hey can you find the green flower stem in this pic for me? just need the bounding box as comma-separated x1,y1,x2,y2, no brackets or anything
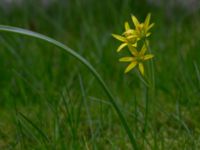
143,85,149,148
141,38,152,147
0,25,138,149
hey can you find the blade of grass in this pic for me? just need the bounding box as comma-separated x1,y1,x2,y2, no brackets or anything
61,88,80,149
18,112,50,144
0,25,138,149
194,61,200,88
79,75,94,140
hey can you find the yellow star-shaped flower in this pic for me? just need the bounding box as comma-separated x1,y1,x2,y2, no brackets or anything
119,44,154,76
112,22,138,52
131,13,154,39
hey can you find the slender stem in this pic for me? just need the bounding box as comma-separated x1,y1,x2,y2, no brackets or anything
143,85,149,147
0,25,138,149
141,38,152,147
79,75,94,140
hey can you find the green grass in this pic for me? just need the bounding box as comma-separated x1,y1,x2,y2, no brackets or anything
1,0,200,149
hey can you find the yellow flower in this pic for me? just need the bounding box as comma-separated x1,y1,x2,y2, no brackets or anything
112,22,138,52
119,44,154,76
131,13,154,39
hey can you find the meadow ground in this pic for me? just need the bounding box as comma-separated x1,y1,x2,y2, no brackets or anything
0,0,200,149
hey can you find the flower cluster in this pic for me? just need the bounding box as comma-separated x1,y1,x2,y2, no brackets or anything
112,13,154,76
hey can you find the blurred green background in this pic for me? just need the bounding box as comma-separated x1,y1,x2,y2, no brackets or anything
0,0,200,149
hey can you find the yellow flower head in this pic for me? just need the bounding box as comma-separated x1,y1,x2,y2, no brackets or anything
112,22,138,52
131,13,154,39
112,13,154,76
119,44,154,76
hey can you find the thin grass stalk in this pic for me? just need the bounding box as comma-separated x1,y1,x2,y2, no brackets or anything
79,75,94,140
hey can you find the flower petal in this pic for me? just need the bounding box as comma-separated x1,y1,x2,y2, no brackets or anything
117,43,127,52
126,34,137,39
112,34,126,42
143,54,154,60
132,42,137,47
146,32,151,37
131,15,140,27
139,44,148,55
123,29,137,37
144,13,151,29
125,61,137,73
119,57,134,62
128,45,138,56
138,63,144,76
147,23,154,31
124,22,130,31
